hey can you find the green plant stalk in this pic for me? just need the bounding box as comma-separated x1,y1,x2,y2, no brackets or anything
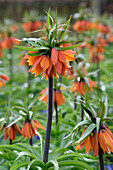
43,77,53,163
9,48,13,80
97,55,100,87
27,66,31,88
74,95,77,110
99,145,105,170
81,97,84,121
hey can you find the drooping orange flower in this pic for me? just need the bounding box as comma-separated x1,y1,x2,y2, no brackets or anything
0,42,3,58
2,36,20,49
22,21,42,33
0,74,9,89
86,37,107,63
70,79,97,95
0,123,22,140
97,24,111,34
25,48,77,79
39,88,65,106
22,120,46,139
75,125,113,156
11,24,18,32
73,20,95,33
69,63,97,95
108,33,113,43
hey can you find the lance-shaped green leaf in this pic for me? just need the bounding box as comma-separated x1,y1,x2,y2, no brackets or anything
49,148,68,160
46,160,59,170
35,129,43,160
22,38,47,46
63,120,91,139
28,51,47,56
96,117,101,136
81,104,95,121
76,90,97,117
56,40,81,46
55,42,83,50
6,116,22,128
10,162,29,170
75,123,96,144
58,16,71,41
15,46,50,51
103,118,113,123
104,95,108,118
98,101,105,120
59,160,93,170
27,159,45,170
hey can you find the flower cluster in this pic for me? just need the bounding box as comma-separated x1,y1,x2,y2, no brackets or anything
0,123,22,140
39,88,65,106
22,21,42,33
69,63,97,95
25,49,77,79
22,120,46,139
75,124,113,156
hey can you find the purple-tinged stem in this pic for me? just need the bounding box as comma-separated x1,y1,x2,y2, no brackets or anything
10,139,12,145
29,138,33,146
55,101,58,126
74,95,77,110
99,145,105,170
43,77,53,163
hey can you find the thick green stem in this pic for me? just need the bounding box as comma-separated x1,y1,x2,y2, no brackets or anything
43,77,53,163
99,145,105,170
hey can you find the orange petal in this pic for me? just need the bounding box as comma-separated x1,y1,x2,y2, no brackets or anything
105,126,113,140
0,75,9,81
40,56,50,71
70,82,78,93
24,123,28,138
103,130,113,152
62,50,75,61
40,88,48,94
22,123,25,137
34,120,46,130
14,124,22,134
99,131,109,153
4,127,9,140
54,60,62,74
75,145,80,150
85,136,92,154
55,91,65,106
91,132,99,156
51,48,58,65
58,51,66,65
28,55,44,72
